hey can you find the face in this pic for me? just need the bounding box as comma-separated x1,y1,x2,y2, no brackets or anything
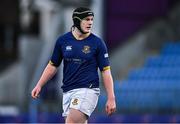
80,16,94,34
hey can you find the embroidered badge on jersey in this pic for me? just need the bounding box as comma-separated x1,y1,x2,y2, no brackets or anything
66,46,72,51
72,98,79,105
82,45,91,54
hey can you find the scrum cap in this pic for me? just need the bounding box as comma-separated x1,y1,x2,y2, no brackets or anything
72,7,94,34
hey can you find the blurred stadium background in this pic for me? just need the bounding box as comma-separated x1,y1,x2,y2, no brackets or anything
1,0,180,123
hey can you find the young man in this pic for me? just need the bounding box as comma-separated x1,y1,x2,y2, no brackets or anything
31,7,116,123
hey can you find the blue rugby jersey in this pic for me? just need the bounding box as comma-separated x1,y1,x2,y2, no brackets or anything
50,32,110,92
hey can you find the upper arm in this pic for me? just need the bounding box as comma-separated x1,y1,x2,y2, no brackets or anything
102,68,111,77
96,40,110,71
47,63,58,72
50,39,63,67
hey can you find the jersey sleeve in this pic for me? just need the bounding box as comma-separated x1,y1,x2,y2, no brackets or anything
96,39,110,71
49,38,63,67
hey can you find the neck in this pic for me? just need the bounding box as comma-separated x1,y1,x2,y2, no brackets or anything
72,27,90,40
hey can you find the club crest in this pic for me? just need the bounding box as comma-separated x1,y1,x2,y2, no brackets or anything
82,45,91,54
72,98,78,105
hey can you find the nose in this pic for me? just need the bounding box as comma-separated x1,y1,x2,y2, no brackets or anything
89,20,93,25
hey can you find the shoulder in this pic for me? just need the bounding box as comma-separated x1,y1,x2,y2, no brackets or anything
56,32,71,44
57,32,71,41
90,33,101,41
90,33,107,48
90,33,105,45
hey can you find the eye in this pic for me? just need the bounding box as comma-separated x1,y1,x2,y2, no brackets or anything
83,17,93,21
86,18,90,21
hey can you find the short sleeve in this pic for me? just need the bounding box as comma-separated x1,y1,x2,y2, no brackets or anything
49,39,63,67
96,40,110,71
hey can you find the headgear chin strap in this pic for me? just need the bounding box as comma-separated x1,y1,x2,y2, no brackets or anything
72,7,94,34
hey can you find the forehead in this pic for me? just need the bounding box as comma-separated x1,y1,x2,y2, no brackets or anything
83,16,94,20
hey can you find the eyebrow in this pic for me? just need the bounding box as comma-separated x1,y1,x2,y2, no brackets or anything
84,16,94,19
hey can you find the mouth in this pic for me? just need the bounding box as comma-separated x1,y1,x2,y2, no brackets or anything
86,27,91,30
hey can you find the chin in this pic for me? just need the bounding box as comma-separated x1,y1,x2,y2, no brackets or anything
85,30,91,33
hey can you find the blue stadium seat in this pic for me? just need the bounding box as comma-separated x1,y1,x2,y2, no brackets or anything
114,42,180,113
128,67,180,80
161,42,180,55
145,55,180,67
